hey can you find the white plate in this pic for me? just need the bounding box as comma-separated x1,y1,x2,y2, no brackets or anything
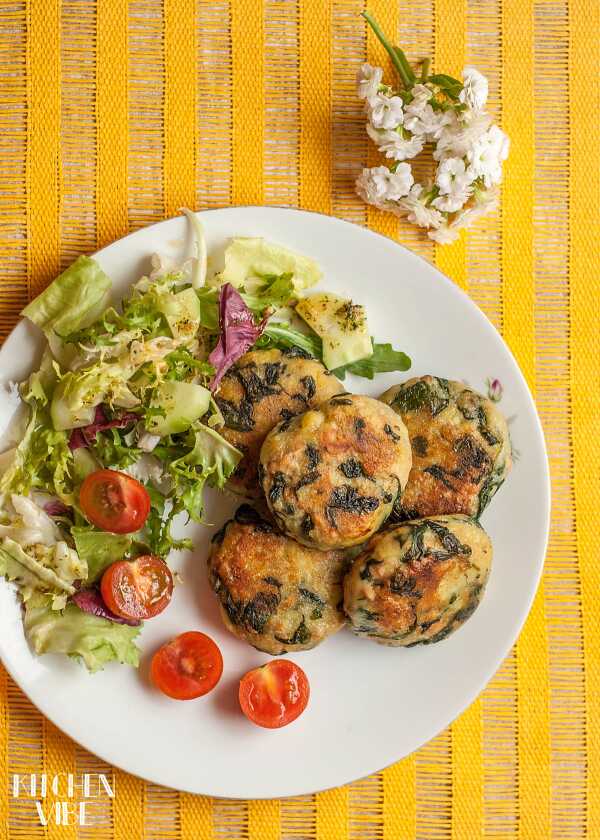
0,207,550,799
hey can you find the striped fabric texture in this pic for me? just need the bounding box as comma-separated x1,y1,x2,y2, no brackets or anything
0,0,597,836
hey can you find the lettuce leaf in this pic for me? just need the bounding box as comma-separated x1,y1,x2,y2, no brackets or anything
169,425,242,521
21,256,111,339
0,404,74,503
0,536,85,610
71,527,131,583
240,274,296,315
333,340,411,380
23,594,141,672
214,238,322,292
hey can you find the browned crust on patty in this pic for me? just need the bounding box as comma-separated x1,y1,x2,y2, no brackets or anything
259,394,412,550
208,505,346,654
343,514,492,646
380,376,512,519
215,348,342,498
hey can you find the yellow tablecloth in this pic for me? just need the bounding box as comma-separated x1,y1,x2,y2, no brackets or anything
0,0,598,836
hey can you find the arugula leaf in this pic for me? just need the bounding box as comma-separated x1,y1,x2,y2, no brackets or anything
333,340,411,380
260,323,323,358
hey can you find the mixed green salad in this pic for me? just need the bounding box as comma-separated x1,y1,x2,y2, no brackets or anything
0,215,410,672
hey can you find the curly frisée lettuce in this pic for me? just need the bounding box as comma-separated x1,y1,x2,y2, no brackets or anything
167,425,242,522
0,404,74,503
24,594,141,672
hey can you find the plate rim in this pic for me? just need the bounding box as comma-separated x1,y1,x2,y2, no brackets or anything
0,206,551,799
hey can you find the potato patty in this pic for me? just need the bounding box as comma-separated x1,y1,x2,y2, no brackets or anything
259,394,412,550
380,376,512,519
344,514,491,646
215,347,342,498
208,505,346,655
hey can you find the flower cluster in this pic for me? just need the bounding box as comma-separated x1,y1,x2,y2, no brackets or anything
355,14,509,244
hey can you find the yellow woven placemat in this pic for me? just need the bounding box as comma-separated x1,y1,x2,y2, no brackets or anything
0,0,597,836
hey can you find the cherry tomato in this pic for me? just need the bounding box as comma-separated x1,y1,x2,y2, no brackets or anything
239,660,310,729
151,632,224,700
80,469,150,534
100,555,173,621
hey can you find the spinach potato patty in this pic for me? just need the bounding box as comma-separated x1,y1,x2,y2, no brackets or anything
259,394,412,550
380,376,512,519
344,514,491,646
208,505,347,655
215,348,342,498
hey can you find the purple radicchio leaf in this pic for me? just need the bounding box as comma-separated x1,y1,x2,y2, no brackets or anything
72,588,141,627
208,283,268,391
68,405,138,451
43,499,72,517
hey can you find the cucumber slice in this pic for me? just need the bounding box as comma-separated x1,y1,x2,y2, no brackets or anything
146,381,210,436
296,293,373,370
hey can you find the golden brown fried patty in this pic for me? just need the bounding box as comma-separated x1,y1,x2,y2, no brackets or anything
259,394,412,550
208,505,347,655
344,514,491,646
380,376,512,519
215,348,342,498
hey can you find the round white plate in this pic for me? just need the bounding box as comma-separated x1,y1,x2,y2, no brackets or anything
0,207,550,799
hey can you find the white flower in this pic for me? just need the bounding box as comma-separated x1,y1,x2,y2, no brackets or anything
452,186,499,229
357,64,383,100
432,188,471,213
355,164,414,208
466,125,509,187
367,93,404,130
397,184,443,229
409,83,433,107
434,112,491,159
404,100,453,141
366,124,424,160
435,157,472,193
459,67,488,111
428,224,460,244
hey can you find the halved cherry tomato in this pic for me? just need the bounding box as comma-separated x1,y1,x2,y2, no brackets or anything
80,469,150,534
239,660,310,729
101,555,173,620
151,632,223,700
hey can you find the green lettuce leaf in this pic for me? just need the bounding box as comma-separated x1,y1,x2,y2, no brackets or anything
333,340,412,380
169,425,242,521
71,527,131,583
241,274,296,315
21,256,112,339
0,405,73,502
213,238,322,292
24,594,141,673
144,489,192,557
20,349,58,407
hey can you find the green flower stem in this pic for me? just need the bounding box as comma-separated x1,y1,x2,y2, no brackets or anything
362,11,412,89
420,57,430,81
